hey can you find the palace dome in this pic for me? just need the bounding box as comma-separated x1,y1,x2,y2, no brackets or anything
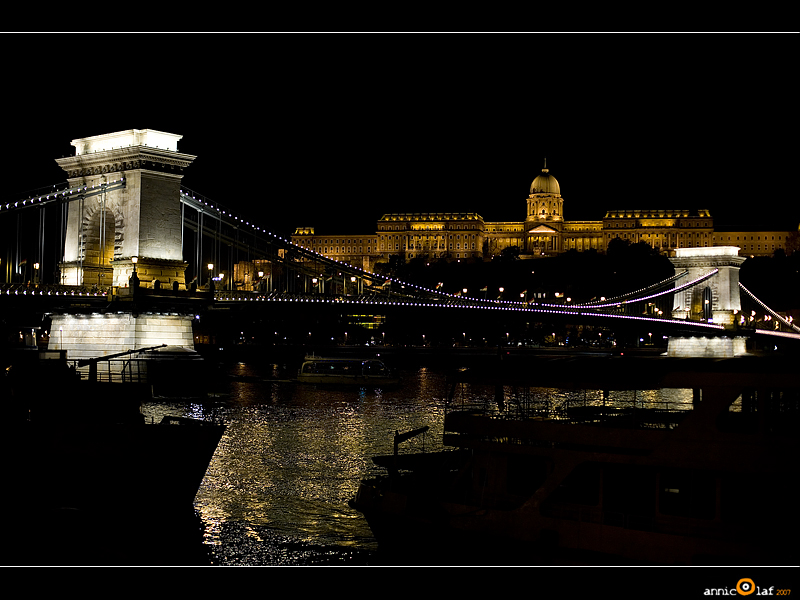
530,165,560,195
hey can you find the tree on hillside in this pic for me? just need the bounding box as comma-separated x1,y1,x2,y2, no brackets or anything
497,245,521,262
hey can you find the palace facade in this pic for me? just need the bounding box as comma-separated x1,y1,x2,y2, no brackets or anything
292,163,797,273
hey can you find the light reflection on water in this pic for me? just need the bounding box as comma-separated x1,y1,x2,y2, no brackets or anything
142,361,448,565
141,361,694,566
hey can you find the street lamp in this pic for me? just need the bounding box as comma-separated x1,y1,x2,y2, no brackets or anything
130,256,139,289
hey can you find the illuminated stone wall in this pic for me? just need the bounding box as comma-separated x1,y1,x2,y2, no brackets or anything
561,221,604,252
603,209,714,252
49,313,194,362
483,222,525,255
292,228,379,271
666,336,748,358
376,213,485,261
713,229,796,257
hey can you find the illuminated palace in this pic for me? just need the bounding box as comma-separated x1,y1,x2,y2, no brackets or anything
292,163,796,273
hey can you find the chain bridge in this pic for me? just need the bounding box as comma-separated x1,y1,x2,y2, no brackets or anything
2,129,798,361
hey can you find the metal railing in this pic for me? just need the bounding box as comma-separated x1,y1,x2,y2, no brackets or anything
67,358,149,383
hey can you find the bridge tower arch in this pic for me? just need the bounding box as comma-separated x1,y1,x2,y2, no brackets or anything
75,199,124,286
56,129,196,289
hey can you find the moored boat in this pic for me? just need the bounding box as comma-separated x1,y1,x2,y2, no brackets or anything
3,350,225,524
2,349,226,564
297,355,400,386
349,355,799,566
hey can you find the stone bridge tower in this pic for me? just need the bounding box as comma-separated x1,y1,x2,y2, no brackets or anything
49,130,198,361
56,129,196,289
667,246,747,357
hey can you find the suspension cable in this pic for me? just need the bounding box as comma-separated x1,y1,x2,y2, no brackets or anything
739,282,800,333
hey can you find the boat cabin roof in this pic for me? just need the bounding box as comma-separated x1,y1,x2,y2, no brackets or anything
302,357,383,363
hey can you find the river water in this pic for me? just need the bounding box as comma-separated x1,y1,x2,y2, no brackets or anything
141,356,450,565
140,352,694,566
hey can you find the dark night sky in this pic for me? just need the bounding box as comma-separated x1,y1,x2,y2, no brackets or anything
3,34,797,238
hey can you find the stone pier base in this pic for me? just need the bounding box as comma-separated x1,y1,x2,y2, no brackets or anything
48,313,195,362
667,336,748,358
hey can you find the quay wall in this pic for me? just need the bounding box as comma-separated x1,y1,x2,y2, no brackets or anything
666,335,748,358
48,313,194,361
